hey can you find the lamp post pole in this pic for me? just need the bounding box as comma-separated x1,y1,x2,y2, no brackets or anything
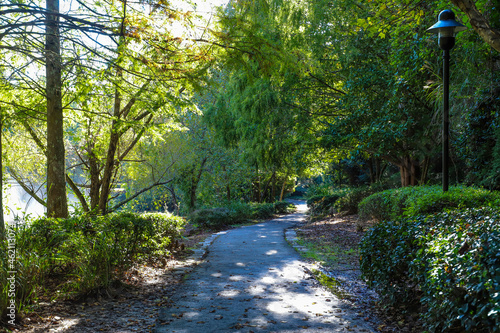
427,9,466,192
443,49,450,191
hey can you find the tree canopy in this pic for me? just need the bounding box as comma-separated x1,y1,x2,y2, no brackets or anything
1,0,499,224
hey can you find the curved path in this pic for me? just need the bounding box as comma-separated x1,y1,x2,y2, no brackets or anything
155,201,375,332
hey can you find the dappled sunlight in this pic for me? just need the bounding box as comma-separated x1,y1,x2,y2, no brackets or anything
156,205,371,332
229,275,244,282
218,289,240,297
183,311,201,319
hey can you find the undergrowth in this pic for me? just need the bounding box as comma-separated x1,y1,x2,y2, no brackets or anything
0,212,185,326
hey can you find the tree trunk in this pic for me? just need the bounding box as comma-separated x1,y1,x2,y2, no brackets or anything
46,0,68,218
279,175,288,201
399,156,421,187
98,88,121,214
187,157,208,212
261,171,275,202
272,172,276,201
0,113,4,235
451,0,500,53
167,186,179,215
222,165,231,201
88,147,101,212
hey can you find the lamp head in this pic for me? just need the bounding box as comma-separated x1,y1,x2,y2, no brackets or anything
427,10,467,50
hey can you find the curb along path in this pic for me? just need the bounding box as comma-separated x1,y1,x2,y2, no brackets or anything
156,202,376,332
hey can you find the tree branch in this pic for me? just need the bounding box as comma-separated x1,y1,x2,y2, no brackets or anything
451,0,500,53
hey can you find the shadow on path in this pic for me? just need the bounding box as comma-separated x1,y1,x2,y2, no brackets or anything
155,202,375,332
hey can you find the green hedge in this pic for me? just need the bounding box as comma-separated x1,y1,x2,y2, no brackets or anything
360,208,500,332
0,212,185,324
188,201,296,230
358,185,500,221
306,184,389,218
334,184,388,214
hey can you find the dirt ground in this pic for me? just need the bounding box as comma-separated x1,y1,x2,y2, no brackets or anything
1,228,215,333
295,214,422,333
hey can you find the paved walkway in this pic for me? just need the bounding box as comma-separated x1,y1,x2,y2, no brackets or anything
155,202,375,332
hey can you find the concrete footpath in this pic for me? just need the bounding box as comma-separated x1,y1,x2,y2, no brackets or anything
155,202,375,332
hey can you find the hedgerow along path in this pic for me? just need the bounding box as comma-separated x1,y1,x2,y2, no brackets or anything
155,201,376,332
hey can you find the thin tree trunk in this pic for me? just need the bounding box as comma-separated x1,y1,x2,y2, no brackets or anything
272,173,276,201
279,174,288,201
98,87,121,214
166,186,179,215
0,113,4,235
46,0,68,218
399,156,421,187
222,165,231,201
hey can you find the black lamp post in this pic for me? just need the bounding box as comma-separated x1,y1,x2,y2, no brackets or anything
427,10,466,192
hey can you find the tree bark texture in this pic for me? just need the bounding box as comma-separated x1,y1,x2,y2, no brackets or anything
98,87,121,214
399,156,421,187
0,114,4,235
46,0,68,218
451,0,500,53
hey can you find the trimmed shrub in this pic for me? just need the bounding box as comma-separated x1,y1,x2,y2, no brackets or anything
273,201,296,214
250,202,275,219
360,208,500,332
188,201,297,230
334,183,389,215
359,185,500,221
188,207,234,230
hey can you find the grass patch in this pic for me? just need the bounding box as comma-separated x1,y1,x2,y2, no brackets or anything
311,269,351,300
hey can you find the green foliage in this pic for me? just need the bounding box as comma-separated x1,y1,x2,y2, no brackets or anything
188,207,236,230
273,201,296,214
124,186,172,212
304,180,336,197
250,202,276,219
306,193,345,217
305,184,388,218
360,208,500,332
359,185,500,221
334,184,388,215
0,212,185,322
188,200,296,230
459,85,500,190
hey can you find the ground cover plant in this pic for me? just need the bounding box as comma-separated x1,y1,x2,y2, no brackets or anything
360,207,500,332
0,212,186,325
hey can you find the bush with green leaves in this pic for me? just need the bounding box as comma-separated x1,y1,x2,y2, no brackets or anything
188,201,296,230
250,202,275,219
188,207,235,230
273,201,296,214
360,208,500,332
333,183,388,215
358,185,500,221
306,193,345,217
0,212,185,324
305,184,388,218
